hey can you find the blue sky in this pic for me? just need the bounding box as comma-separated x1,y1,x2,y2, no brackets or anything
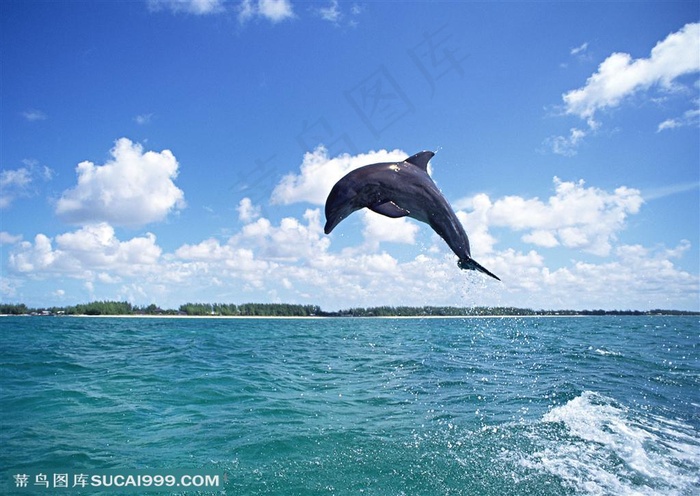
1,0,698,311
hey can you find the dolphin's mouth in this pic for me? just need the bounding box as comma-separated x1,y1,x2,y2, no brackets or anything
324,214,342,234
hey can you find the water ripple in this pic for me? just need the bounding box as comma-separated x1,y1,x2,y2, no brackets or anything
1,316,697,495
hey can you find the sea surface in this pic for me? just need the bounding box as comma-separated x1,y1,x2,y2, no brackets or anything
1,316,698,495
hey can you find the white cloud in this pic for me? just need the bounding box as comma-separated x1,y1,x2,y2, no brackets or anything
148,0,295,23
318,0,340,23
237,0,255,21
55,138,185,227
570,42,589,56
642,181,700,201
237,197,261,223
134,113,154,125
6,212,697,311
457,177,643,256
177,208,329,266
657,106,700,132
4,141,696,311
536,241,698,309
1,277,19,298
522,230,559,248
174,238,275,292
97,273,121,284
1,168,32,190
9,223,162,278
234,208,330,261
1,160,55,209
238,0,294,24
174,241,272,289
259,0,293,22
563,22,700,124
544,127,587,156
361,210,419,247
549,23,700,154
455,203,497,256
175,238,237,261
271,145,408,205
21,109,47,122
0,232,22,245
148,0,224,15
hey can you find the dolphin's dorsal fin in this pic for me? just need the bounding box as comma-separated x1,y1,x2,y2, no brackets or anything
370,200,410,218
405,151,435,171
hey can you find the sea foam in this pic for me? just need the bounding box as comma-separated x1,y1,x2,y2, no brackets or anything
523,391,700,495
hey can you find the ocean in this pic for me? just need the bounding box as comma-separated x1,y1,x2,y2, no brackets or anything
1,316,698,495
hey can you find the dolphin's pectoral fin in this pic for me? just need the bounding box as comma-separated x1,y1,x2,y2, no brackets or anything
370,201,410,218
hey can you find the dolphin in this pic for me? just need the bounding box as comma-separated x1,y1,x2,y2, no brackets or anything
324,151,500,281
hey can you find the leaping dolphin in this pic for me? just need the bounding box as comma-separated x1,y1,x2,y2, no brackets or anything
324,151,500,281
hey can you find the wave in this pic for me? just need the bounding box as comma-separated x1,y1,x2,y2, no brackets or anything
591,347,623,357
521,391,700,495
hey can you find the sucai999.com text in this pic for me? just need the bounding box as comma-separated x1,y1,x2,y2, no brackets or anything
12,470,223,493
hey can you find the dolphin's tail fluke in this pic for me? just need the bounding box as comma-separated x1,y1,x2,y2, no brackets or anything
458,258,501,281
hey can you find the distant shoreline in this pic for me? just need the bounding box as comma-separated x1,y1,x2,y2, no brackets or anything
2,313,697,319
2,301,698,318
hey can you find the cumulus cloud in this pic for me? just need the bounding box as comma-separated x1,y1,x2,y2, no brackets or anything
456,177,643,256
55,138,185,227
5,141,696,310
455,204,497,257
361,211,419,247
535,241,697,309
173,211,328,292
271,145,408,205
176,207,329,266
234,208,330,261
175,240,272,289
238,0,294,23
237,197,261,223
9,223,162,278
6,212,697,310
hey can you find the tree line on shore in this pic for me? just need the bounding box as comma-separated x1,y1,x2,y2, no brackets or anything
1,301,698,317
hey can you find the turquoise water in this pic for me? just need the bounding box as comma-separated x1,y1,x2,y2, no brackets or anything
1,316,698,495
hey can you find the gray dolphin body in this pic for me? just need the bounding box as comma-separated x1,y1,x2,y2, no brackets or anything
324,151,500,281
